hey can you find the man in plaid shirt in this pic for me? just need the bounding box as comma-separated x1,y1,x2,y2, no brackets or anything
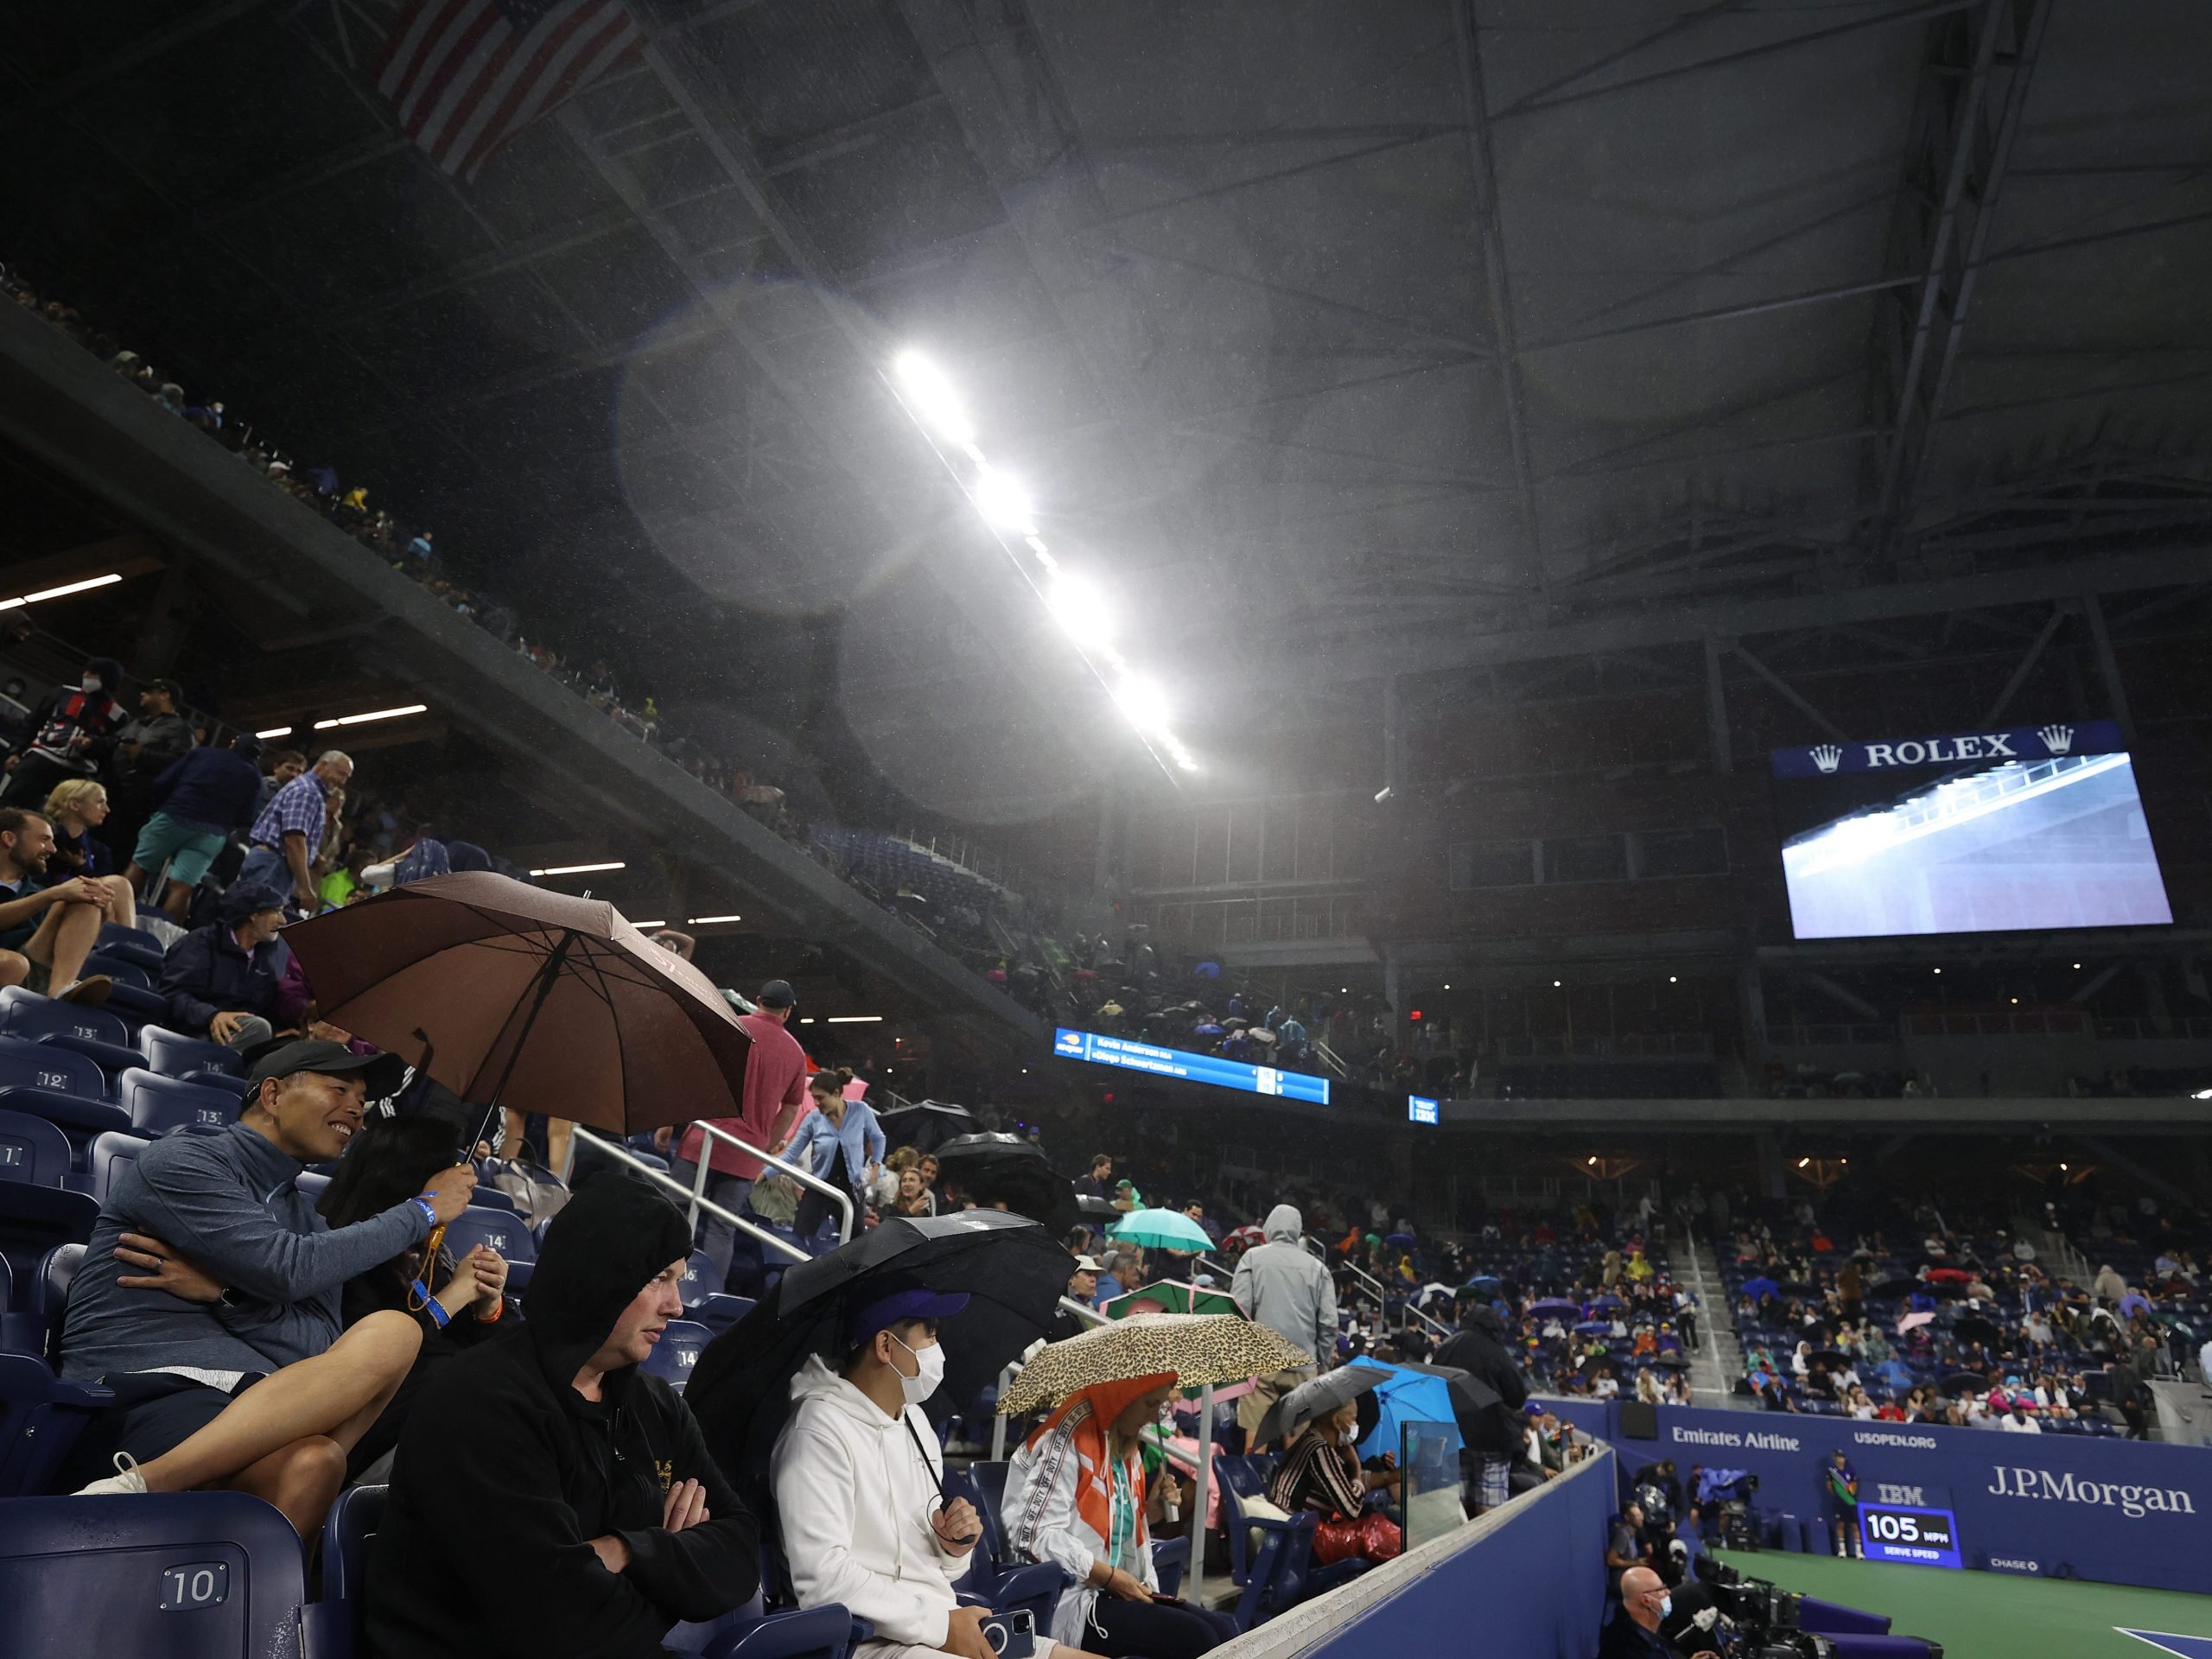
238,750,352,913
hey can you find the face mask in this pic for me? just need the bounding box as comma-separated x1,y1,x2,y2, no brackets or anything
1659,1596,1673,1620
81,677,101,693
888,1332,945,1405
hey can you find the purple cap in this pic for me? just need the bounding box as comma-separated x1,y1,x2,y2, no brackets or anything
852,1286,969,1345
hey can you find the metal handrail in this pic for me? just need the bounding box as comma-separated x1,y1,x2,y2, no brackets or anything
574,1128,809,1263
690,1121,855,1244
988,1296,1114,1459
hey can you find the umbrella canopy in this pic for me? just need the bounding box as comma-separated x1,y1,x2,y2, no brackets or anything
1587,1294,1626,1311
1653,1353,1692,1370
1528,1297,1580,1316
1111,1208,1213,1253
999,1314,1309,1415
1463,1275,1503,1294
1251,1366,1390,1447
1102,1282,1243,1320
283,871,748,1137
1224,1224,1266,1250
1344,1357,1465,1460
688,1210,1071,1487
1896,1311,1936,1333
1951,1315,2003,1348
1870,1277,1923,1300
874,1100,980,1153
1077,1195,1123,1221
1941,1371,1989,1396
1384,1232,1418,1251
931,1133,1077,1237
1740,1276,1781,1301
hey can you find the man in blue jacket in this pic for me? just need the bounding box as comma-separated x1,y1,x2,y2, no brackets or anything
125,732,266,922
56,1039,477,1536
157,883,286,1047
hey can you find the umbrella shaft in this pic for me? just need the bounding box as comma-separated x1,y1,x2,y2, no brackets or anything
468,929,578,1152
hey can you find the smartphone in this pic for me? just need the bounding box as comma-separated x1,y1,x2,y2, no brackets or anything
979,1608,1036,1657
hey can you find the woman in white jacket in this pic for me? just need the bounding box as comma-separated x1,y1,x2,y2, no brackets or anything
1002,1372,1235,1659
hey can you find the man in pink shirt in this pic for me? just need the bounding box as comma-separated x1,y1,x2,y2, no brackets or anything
656,978,810,1288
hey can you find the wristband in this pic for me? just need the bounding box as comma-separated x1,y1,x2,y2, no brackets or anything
411,1195,439,1228
474,1295,505,1324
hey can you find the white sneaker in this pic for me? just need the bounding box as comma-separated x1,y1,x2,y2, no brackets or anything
75,1452,147,1495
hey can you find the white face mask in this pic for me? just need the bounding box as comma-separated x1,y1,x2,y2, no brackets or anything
81,677,101,693
887,1332,945,1405
1658,1595,1672,1620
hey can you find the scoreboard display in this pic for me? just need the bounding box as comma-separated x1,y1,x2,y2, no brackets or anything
1858,1503,1962,1569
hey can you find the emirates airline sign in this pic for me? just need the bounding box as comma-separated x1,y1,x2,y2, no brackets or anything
1770,720,2124,779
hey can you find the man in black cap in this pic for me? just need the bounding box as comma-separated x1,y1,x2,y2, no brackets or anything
105,674,194,857
366,1174,760,1658
55,1039,477,1536
660,978,810,1290
156,881,288,1047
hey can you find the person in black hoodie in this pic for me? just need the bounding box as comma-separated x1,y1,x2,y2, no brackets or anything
365,1173,760,1658
1433,1301,1530,1516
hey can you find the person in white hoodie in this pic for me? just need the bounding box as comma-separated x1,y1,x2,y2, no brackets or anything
772,1286,1102,1659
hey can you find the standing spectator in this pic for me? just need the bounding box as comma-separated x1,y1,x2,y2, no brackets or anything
1230,1205,1338,1438
0,656,130,810
105,676,194,856
240,749,352,913
658,979,808,1291
257,749,307,814
1078,1154,1115,1198
787,1067,884,1242
1433,1300,1530,1516
0,806,113,1004
158,885,288,1050
126,733,265,921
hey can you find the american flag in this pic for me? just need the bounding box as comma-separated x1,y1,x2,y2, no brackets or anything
374,0,643,181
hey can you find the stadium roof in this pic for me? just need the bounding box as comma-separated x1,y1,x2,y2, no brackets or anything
7,0,2210,806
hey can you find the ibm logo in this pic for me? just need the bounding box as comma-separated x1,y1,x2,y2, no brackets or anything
1810,744,1843,773
1875,1483,1925,1506
2036,724,2075,754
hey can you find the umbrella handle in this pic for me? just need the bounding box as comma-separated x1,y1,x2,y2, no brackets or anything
407,1218,454,1328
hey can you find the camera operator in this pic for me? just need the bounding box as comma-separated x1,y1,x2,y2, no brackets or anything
1603,1567,1719,1659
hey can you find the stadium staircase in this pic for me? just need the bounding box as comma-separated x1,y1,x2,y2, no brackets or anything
1678,1226,1749,1408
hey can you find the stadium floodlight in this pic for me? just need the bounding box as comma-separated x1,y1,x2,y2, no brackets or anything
970,465,1035,533
2196,1089,2212,1100
0,572,124,610
255,726,295,740
1044,571,1116,651
892,350,976,447
1112,673,1173,734
826,1015,883,1024
687,913,744,925
530,861,626,876
313,703,429,728
631,920,666,930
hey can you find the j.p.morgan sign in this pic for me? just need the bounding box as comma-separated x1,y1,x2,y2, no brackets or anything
1770,720,2123,779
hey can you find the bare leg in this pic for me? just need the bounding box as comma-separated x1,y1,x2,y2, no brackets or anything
499,1108,524,1160
226,1435,346,1540
126,1312,421,1495
546,1118,573,1179
0,950,25,990
160,880,193,923
24,900,104,989
98,874,136,930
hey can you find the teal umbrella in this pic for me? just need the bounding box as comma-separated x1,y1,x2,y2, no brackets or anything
1110,1207,1214,1252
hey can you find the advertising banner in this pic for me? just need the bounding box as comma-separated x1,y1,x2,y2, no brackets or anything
1769,720,2124,779
1051,1027,1332,1104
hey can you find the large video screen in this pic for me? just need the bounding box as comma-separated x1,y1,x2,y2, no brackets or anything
1052,1028,1331,1104
1770,721,2171,939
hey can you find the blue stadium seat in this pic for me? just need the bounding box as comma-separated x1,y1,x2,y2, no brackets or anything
0,988,144,1077
1215,1454,1357,1627
643,1319,709,1394
693,1293,756,1337
138,1026,245,1084
667,1595,854,1659
440,1205,537,1270
93,924,164,976
941,1465,1062,1630
0,1110,73,1192
0,1039,127,1174
0,1353,111,1497
302,1479,385,1659
85,1131,144,1209
0,1491,308,1656
118,1067,241,1137
680,1249,718,1309
80,953,151,991
22,1244,85,1366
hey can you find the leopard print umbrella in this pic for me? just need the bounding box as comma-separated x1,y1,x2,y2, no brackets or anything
999,1312,1313,1415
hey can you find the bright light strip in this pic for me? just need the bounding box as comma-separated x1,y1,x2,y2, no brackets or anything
631,920,666,930
0,572,124,610
1044,571,1116,652
969,465,1035,534
686,913,744,925
892,350,976,447
1111,673,1173,735
255,726,295,740
825,1014,883,1024
312,703,429,729
530,861,626,876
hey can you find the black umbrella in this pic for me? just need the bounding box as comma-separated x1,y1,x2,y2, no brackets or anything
1941,1371,1989,1397
932,1133,1077,1237
1400,1359,1502,1419
1952,1315,2002,1348
686,1211,1072,1491
1654,1352,1693,1370
875,1099,980,1153
1870,1277,1921,1300
1077,1195,1122,1221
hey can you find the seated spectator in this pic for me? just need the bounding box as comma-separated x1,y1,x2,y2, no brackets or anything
1268,1395,1402,1565
888,1166,933,1217
127,732,267,920
1605,1567,1719,1659
159,883,288,1048
775,1287,1025,1659
1005,1372,1228,1659
39,779,136,925
54,1041,474,1536
315,1115,512,1482
240,748,352,913
368,1174,758,1657
787,1065,884,1240
0,804,114,1003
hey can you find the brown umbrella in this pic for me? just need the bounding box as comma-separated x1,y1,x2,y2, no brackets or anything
282,871,750,1143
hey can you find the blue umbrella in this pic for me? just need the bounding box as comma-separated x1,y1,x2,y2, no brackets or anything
1742,1276,1780,1302
1463,1275,1502,1294
1345,1356,1463,1460
1573,1319,1611,1334
1528,1297,1580,1315
1586,1294,1624,1311
1385,1232,1419,1251
1193,961,1223,979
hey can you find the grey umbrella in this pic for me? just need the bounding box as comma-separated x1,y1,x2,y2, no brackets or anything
1252,1364,1390,1447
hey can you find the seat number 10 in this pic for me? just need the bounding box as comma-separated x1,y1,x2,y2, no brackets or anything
160,1562,229,1611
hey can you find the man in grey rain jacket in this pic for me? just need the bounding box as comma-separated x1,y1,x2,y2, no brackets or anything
1231,1204,1337,1437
